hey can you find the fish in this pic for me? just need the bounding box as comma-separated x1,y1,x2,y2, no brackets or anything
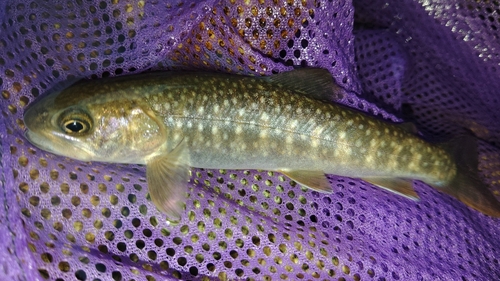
23,68,500,218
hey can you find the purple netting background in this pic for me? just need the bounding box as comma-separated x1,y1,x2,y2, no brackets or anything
1,0,500,280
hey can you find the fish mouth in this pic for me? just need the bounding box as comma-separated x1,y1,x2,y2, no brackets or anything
25,129,94,161
24,130,59,155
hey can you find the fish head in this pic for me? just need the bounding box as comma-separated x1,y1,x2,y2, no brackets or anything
24,83,166,164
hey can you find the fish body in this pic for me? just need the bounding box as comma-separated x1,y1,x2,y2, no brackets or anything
23,69,500,218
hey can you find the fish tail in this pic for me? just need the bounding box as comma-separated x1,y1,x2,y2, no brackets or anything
440,135,500,217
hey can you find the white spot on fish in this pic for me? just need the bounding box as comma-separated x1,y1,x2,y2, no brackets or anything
224,99,229,107
347,120,353,126
214,104,220,113
311,139,319,148
235,126,242,134
259,130,267,138
198,123,204,131
365,129,371,136
366,155,373,163
290,120,299,129
198,107,205,114
339,131,346,140
389,158,398,169
261,112,270,121
313,127,323,136
355,139,362,147
408,161,417,170
173,133,181,142
212,126,218,134
286,135,293,144
394,146,403,154
358,124,364,130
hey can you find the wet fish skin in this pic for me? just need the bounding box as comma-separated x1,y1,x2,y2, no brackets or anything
23,69,500,218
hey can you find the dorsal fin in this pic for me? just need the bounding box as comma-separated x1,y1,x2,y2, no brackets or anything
396,122,418,134
267,68,342,101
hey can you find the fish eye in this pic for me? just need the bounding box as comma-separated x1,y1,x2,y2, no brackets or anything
58,108,92,135
63,120,88,134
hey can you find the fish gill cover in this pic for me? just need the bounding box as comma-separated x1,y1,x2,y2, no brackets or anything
1,0,500,280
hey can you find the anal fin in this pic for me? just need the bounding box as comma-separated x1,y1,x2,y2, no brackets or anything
362,177,419,200
278,170,333,193
146,139,191,220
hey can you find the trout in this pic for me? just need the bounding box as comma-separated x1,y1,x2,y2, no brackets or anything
23,69,500,218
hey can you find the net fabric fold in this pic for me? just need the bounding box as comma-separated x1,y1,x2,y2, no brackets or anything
1,0,500,280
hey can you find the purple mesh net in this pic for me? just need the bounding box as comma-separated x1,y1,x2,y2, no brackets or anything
1,0,500,280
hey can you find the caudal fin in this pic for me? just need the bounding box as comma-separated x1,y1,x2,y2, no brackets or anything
440,135,500,217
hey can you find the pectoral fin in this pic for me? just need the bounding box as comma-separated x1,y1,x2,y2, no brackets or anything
362,177,419,200
279,170,333,193
146,140,191,219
